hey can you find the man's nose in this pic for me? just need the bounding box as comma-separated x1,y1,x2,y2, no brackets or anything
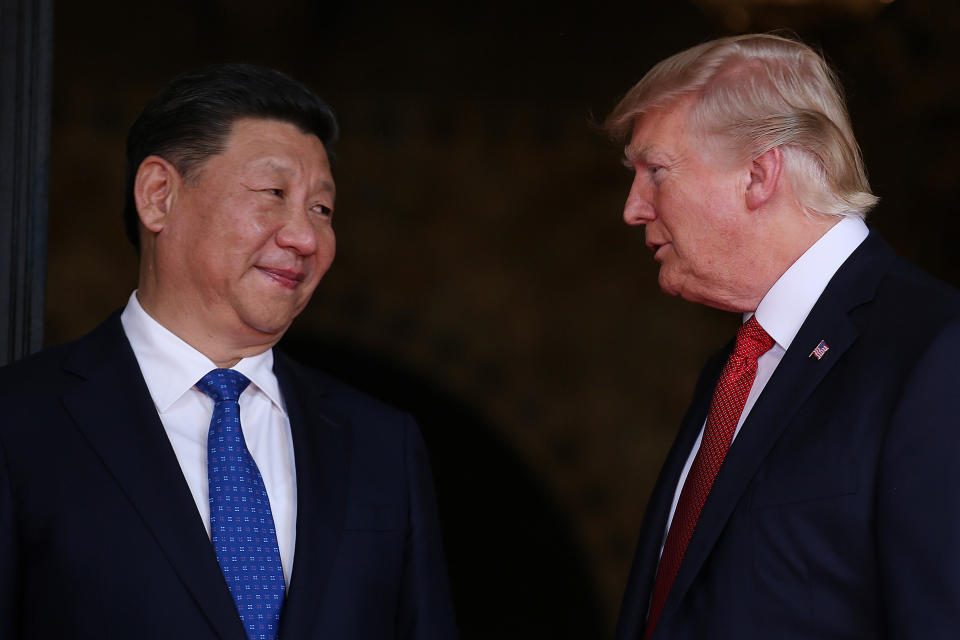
276,206,319,255
623,174,655,226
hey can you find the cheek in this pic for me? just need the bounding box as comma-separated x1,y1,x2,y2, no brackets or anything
681,187,739,245
312,227,337,273
193,207,257,253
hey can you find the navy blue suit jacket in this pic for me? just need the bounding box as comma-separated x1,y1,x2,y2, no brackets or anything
617,232,960,639
0,313,458,639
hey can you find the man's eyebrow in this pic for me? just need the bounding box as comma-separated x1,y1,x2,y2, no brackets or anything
317,179,336,198
259,158,295,175
621,143,649,169
622,144,677,167
623,143,646,162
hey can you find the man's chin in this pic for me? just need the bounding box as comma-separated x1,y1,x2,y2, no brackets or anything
658,274,719,309
657,271,682,298
240,291,311,333
238,309,299,343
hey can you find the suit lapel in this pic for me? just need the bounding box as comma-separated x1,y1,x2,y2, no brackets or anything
60,314,247,640
658,233,897,627
274,354,351,638
619,351,725,639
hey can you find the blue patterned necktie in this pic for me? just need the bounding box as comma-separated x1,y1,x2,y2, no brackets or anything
197,369,285,640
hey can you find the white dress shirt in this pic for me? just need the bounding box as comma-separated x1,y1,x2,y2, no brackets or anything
661,216,869,545
120,291,297,585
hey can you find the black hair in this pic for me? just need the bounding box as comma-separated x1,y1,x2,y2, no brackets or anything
123,63,338,252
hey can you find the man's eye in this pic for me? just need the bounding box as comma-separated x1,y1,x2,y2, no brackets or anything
312,204,332,217
265,188,284,198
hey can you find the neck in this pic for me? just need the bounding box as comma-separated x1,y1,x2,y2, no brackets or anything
134,287,279,369
743,209,840,311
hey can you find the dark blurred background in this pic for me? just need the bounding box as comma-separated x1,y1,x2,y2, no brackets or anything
46,0,959,636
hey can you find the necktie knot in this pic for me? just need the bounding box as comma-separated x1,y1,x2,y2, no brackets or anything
196,368,250,403
733,316,775,361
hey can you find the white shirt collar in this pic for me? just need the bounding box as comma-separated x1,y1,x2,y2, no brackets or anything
748,216,869,350
119,291,286,415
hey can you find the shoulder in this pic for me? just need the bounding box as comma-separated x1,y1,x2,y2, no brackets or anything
0,312,129,417
274,351,429,487
875,254,960,328
0,337,88,406
273,350,415,430
0,340,74,391
842,232,960,334
0,338,87,448
841,245,960,389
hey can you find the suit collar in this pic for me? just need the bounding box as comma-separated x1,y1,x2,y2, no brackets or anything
61,312,248,640
653,232,896,633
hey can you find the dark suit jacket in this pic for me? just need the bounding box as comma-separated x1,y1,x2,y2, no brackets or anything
617,232,960,639
0,313,458,639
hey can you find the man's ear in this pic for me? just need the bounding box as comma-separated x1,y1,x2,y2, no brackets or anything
745,146,783,211
134,156,180,233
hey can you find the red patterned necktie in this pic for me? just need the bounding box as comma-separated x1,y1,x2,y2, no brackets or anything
643,316,774,639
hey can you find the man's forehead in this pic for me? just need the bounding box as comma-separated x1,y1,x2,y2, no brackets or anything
226,120,335,189
623,100,713,164
225,117,325,153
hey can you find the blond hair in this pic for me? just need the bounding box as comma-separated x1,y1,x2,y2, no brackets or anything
604,33,878,219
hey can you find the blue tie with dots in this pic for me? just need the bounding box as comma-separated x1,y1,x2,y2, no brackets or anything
197,369,285,640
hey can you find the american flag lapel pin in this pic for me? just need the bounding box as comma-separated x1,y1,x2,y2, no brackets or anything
809,339,829,360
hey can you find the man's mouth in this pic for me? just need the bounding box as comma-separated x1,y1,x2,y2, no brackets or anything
257,266,306,289
647,241,669,261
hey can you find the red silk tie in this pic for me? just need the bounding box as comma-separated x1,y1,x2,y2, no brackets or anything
644,316,774,639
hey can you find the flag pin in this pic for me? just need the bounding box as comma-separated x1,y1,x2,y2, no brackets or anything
809,339,829,360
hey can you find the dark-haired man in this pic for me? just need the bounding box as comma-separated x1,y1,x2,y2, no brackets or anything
608,35,960,639
0,64,457,640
